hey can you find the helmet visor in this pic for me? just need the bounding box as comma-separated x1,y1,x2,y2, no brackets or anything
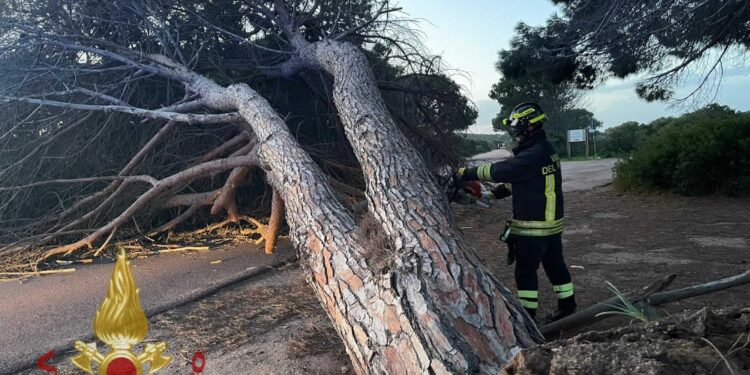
502,117,521,136
501,118,521,127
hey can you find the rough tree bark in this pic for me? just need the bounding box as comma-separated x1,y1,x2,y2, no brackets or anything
259,6,543,368
296,39,543,373
162,56,541,371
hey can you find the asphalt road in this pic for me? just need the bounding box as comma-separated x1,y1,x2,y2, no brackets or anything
0,243,296,374
561,158,617,192
0,158,616,374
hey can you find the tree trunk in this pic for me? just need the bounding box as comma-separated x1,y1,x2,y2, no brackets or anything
291,39,542,373
182,50,540,372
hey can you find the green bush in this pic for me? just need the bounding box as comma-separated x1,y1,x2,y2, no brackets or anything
599,121,649,156
613,106,750,196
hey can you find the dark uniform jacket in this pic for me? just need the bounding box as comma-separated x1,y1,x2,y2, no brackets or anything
465,130,564,236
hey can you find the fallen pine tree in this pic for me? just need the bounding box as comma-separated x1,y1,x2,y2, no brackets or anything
1,1,747,373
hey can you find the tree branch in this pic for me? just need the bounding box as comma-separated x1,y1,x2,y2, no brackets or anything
0,175,157,191
0,97,241,124
42,154,261,258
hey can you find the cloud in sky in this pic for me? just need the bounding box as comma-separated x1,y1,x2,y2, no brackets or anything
589,67,750,128
397,0,750,133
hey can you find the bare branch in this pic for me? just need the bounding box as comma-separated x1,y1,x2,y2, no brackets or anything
0,96,241,124
198,132,251,163
43,154,261,258
29,88,132,107
333,3,401,40
0,175,157,191
162,191,219,208
148,202,204,236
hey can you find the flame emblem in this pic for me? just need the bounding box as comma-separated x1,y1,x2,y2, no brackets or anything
71,248,171,374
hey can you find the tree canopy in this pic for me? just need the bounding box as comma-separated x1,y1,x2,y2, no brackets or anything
498,0,750,101
0,0,476,254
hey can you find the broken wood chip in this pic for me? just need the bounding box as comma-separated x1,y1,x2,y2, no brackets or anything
0,268,76,276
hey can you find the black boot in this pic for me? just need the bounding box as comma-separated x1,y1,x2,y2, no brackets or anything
545,295,576,323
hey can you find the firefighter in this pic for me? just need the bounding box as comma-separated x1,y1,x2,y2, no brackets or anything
457,102,576,322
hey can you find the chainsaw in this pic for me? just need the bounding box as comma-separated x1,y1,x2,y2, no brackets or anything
443,172,490,208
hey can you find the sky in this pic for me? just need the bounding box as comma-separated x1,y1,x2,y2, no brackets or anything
396,0,750,133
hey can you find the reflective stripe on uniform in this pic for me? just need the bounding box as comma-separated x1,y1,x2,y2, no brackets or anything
512,218,564,228
509,218,564,236
545,174,556,222
518,289,539,309
477,164,493,181
553,283,575,299
518,290,538,299
509,226,564,236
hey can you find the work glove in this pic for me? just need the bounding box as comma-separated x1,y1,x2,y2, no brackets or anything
454,169,468,186
455,166,478,182
491,184,512,200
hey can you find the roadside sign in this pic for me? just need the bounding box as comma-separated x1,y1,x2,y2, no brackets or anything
568,129,586,142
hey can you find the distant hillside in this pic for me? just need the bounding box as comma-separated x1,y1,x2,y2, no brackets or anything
459,132,512,146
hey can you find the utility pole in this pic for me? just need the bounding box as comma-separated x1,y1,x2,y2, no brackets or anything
585,128,589,158
590,118,597,158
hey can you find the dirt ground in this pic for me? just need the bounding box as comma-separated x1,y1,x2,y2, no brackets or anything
25,186,750,374
453,186,750,337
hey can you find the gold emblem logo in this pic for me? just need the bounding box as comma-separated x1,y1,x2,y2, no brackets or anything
71,248,171,374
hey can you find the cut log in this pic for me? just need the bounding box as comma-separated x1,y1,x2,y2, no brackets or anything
646,270,750,306
541,274,676,337
541,270,750,337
